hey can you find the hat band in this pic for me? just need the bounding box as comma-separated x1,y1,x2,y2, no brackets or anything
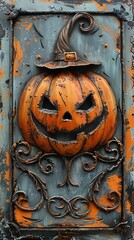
55,52,78,62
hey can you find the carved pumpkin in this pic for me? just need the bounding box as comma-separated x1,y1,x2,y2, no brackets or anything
18,70,117,156
18,13,117,156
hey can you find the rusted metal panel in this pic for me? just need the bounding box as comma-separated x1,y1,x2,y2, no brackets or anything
0,0,12,220
0,0,133,239
11,13,122,230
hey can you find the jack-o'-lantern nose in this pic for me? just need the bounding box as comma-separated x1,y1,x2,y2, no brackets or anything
63,111,72,121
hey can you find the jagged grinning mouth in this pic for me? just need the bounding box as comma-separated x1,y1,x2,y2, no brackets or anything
31,111,104,142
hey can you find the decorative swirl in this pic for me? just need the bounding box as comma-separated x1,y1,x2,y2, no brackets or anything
81,152,97,172
70,196,89,218
38,153,57,174
47,196,69,218
95,137,123,163
88,138,123,211
11,141,42,165
92,191,120,211
47,196,90,218
12,191,44,211
55,12,94,60
11,141,48,211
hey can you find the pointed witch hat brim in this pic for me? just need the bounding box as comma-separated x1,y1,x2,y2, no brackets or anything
36,12,101,70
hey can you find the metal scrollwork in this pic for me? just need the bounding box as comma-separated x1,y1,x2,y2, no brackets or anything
88,138,123,211
11,142,48,211
11,137,123,218
48,196,89,219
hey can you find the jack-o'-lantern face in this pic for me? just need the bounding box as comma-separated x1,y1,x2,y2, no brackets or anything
18,70,117,156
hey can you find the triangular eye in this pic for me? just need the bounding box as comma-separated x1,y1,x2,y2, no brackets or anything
40,96,57,111
77,94,95,111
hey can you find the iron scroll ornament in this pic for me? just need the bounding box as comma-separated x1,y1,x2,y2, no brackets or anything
11,138,123,219
18,12,117,157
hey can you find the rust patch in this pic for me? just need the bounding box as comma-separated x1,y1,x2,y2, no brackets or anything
93,1,107,11
26,23,33,31
9,0,15,4
98,195,120,211
106,174,122,193
0,125,3,129
126,106,134,170
13,39,23,76
1,112,5,118
125,67,134,87
6,89,11,99
37,224,44,228
4,152,10,191
14,199,33,227
0,68,5,79
125,200,131,214
97,22,120,41
83,203,108,227
15,19,28,29
105,174,122,213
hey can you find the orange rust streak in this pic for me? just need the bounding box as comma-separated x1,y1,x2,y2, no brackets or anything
13,39,23,76
106,174,122,193
1,112,6,118
14,202,33,227
3,152,10,191
37,224,44,228
98,195,121,214
126,106,134,171
93,1,107,11
0,68,5,79
106,174,122,213
15,19,28,28
102,174,122,212
0,125,3,129
9,0,14,4
6,89,11,99
125,200,131,214
125,67,134,86
26,23,33,31
83,203,108,227
97,23,120,41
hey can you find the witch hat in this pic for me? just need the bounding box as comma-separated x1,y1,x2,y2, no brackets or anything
36,12,101,69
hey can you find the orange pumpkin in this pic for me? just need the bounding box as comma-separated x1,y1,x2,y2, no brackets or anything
18,70,117,156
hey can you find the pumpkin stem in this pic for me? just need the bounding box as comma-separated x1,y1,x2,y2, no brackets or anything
54,12,94,62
